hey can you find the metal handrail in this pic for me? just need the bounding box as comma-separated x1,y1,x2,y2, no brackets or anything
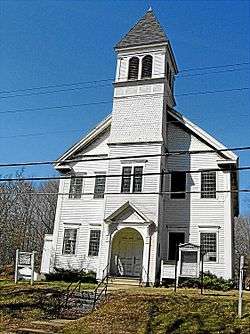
58,266,87,313
92,263,110,311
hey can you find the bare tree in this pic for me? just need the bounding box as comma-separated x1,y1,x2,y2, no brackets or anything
0,172,58,271
234,216,250,279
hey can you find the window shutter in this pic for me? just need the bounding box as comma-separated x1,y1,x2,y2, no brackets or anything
141,55,153,79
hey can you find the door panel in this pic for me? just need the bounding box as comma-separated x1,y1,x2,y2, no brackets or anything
111,228,143,277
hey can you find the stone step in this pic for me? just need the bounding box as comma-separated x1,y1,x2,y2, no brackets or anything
15,329,56,334
108,277,140,286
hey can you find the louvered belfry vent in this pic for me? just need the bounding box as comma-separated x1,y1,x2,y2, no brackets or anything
128,57,139,80
141,55,153,79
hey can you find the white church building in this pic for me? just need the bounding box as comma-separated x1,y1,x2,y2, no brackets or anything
41,9,239,284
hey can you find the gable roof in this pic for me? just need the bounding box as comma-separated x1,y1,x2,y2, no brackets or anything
104,201,152,223
115,9,168,49
55,114,112,169
168,109,238,161
55,108,237,168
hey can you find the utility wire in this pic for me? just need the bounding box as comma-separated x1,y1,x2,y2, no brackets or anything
0,189,249,196
0,61,249,95
0,166,246,182
0,144,247,168
0,87,249,115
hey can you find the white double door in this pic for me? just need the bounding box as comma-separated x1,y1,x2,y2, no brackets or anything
111,228,143,277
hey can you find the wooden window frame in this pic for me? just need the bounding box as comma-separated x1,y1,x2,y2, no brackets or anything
121,165,144,193
200,171,217,199
88,230,101,256
62,228,78,255
68,174,85,199
94,174,106,199
170,171,187,200
200,231,218,263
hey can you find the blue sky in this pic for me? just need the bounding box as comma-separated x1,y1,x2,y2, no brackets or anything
0,0,249,212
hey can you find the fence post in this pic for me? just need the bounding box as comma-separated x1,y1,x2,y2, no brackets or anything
238,255,244,319
14,249,19,284
174,244,179,292
200,252,204,295
30,251,35,286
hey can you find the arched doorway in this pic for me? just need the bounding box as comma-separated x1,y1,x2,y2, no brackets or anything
110,228,144,277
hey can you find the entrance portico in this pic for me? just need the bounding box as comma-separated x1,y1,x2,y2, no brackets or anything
102,201,156,284
110,227,143,277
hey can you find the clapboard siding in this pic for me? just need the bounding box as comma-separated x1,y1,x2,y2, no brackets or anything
160,123,233,278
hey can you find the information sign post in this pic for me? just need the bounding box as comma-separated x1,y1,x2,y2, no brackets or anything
14,249,35,285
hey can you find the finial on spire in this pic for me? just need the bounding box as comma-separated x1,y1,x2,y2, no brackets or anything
148,6,152,12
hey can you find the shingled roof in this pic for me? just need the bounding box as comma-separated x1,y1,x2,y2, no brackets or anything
115,9,168,49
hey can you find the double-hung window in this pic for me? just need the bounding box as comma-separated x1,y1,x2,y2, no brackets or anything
88,230,101,256
170,171,186,199
62,228,77,255
69,175,83,199
200,232,217,262
94,175,106,198
201,171,216,198
121,166,143,193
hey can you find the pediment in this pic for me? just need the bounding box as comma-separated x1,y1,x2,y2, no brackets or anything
104,201,152,224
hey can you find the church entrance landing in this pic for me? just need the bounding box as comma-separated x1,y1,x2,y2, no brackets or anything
110,227,144,277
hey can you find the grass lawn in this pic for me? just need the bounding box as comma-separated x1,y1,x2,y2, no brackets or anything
0,279,96,333
64,288,250,334
1,280,250,334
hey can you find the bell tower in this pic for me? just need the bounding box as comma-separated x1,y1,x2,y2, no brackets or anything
109,8,178,144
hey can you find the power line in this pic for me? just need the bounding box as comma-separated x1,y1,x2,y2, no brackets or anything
0,189,249,196
179,61,250,73
0,129,82,139
0,83,112,100
0,86,249,116
0,117,248,140
180,68,250,78
0,101,112,115
0,165,247,182
175,87,249,97
0,61,249,96
0,144,248,168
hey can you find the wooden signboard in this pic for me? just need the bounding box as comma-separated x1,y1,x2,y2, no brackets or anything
176,243,200,287
15,249,35,285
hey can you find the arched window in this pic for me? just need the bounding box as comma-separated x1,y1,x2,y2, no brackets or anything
141,55,153,79
128,57,139,80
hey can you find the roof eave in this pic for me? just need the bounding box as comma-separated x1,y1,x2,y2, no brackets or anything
54,114,112,167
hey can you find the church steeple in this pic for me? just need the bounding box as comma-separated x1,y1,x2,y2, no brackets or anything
110,10,178,144
115,9,168,49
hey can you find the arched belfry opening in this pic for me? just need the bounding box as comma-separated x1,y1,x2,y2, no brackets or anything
128,57,139,80
141,55,153,79
110,227,144,277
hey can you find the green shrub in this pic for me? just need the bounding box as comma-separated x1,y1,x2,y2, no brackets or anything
45,268,97,283
178,271,235,291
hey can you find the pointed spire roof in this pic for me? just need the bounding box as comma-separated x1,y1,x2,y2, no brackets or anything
115,9,168,49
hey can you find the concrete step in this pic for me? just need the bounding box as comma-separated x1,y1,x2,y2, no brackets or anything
15,329,55,334
108,276,140,286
